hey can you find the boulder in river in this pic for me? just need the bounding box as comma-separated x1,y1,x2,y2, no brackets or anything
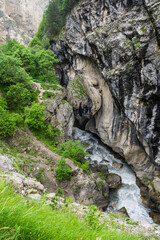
113,162,123,169
107,173,122,189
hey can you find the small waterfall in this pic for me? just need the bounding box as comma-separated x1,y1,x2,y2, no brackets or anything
73,127,153,223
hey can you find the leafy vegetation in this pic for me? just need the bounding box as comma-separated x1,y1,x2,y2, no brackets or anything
0,39,60,141
24,103,46,130
31,0,82,44
0,180,153,240
55,158,72,180
85,205,101,228
54,140,89,171
0,107,23,138
55,140,86,163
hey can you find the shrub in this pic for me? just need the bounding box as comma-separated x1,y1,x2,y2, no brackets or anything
0,97,7,109
55,188,63,197
81,161,89,172
55,158,72,181
6,83,32,110
55,140,86,164
0,107,23,138
85,205,101,228
0,54,31,86
42,91,55,100
24,102,46,130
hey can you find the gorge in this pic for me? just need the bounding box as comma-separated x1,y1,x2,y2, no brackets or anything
51,0,160,223
0,0,160,236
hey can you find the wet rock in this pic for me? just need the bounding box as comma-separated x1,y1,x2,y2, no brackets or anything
117,207,129,218
107,173,122,189
113,162,123,169
150,212,160,225
96,164,109,178
112,201,118,208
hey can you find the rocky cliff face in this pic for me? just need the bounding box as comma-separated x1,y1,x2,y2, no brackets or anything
51,0,160,222
0,0,49,45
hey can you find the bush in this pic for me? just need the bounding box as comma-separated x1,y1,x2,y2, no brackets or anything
85,205,101,228
24,102,46,130
0,107,23,138
55,158,72,181
0,39,59,86
0,54,31,86
55,140,86,164
6,83,32,110
0,97,7,109
42,91,55,100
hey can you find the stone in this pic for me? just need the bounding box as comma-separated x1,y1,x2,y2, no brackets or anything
71,168,109,209
117,207,129,218
1,172,45,193
47,193,56,199
28,193,42,200
106,173,122,189
96,164,109,179
0,154,15,172
113,162,123,169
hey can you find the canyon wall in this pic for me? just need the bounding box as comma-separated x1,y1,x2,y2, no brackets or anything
51,0,160,222
0,0,49,45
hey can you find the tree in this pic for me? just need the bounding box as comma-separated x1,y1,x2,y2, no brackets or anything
6,83,32,110
24,102,46,130
0,54,31,86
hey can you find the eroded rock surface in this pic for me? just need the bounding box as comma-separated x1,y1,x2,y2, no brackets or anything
51,0,160,222
0,0,49,45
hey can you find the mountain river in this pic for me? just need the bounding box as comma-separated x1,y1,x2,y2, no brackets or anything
73,127,153,223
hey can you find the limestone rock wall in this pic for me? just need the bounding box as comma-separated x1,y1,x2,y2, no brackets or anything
51,0,160,220
0,0,49,45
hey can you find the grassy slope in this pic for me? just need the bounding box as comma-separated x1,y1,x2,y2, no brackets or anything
0,180,151,240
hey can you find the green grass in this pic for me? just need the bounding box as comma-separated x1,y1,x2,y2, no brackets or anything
0,180,153,240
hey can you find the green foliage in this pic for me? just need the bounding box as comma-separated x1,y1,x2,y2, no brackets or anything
0,39,59,85
55,158,72,181
6,83,32,110
55,140,86,164
0,97,7,109
42,91,55,100
85,205,101,228
41,82,60,90
0,54,30,86
97,172,105,180
0,107,23,138
34,0,81,41
81,161,90,172
24,102,46,130
30,48,59,83
126,219,138,226
56,188,63,197
0,180,153,240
